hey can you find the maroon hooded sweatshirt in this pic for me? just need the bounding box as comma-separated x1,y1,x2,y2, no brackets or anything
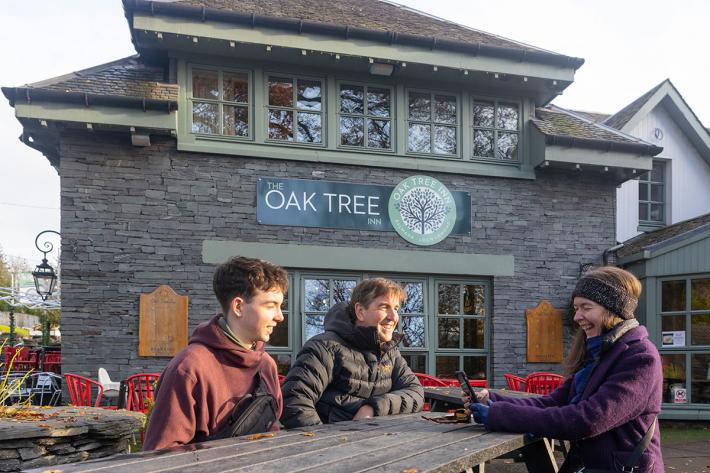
143,315,283,450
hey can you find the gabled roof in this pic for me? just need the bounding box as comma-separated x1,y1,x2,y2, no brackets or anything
532,105,662,155
569,110,610,124
2,56,178,112
616,213,710,259
123,0,584,68
604,82,664,130
603,79,710,166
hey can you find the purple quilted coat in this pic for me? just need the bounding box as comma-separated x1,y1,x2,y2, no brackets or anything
489,323,663,472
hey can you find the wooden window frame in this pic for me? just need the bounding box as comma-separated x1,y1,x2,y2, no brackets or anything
336,80,396,153
471,97,521,162
405,88,461,159
187,64,253,140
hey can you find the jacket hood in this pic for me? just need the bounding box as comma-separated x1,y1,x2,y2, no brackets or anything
324,302,404,352
189,315,266,369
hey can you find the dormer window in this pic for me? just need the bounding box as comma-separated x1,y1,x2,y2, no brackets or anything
472,99,519,161
267,76,324,144
190,67,250,137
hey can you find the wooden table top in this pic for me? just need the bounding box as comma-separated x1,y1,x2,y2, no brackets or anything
35,413,543,473
424,386,537,406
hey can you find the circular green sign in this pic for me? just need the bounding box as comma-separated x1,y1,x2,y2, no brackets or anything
388,175,457,246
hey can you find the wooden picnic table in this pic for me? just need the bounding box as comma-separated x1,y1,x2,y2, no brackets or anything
28,413,558,473
424,386,536,412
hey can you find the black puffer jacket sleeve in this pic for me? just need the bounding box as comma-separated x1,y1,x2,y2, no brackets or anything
280,340,334,428
368,351,424,416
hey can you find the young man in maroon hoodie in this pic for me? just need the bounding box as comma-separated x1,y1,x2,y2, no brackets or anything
143,256,288,450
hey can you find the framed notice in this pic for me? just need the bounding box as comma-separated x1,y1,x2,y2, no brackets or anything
139,285,188,357
526,300,564,363
662,331,685,347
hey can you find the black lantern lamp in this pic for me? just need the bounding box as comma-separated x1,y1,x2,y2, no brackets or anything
32,230,60,301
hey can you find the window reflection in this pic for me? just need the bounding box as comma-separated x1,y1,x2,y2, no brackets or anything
438,283,459,314
662,280,686,312
473,99,518,161
192,102,219,134
191,68,249,137
401,316,425,347
438,318,460,348
269,76,323,144
339,84,391,150
305,315,325,340
305,279,329,312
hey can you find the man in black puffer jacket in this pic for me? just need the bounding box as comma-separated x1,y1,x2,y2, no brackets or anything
281,278,424,428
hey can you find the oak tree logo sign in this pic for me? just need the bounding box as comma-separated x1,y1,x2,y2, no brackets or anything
388,175,456,246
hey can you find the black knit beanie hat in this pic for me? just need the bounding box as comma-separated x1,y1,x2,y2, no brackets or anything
571,276,638,320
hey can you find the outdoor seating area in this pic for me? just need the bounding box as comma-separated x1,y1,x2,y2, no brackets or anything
2,345,61,374
414,372,488,388
504,372,565,395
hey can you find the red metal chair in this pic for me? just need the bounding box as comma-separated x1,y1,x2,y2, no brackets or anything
126,373,161,413
64,373,106,407
440,377,489,388
414,373,450,387
43,351,62,374
525,372,565,395
504,373,527,391
5,347,40,372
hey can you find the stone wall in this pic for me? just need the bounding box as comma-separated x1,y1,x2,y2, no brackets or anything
0,406,143,472
58,132,616,387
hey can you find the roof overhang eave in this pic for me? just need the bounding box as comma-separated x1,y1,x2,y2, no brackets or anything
121,0,584,69
2,87,178,113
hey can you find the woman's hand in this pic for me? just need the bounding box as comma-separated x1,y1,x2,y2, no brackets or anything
462,388,489,407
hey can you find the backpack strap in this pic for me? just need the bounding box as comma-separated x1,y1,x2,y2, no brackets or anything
621,417,656,471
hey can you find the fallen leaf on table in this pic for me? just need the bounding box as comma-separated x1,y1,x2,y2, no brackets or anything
301,432,315,437
402,468,419,473
248,433,275,440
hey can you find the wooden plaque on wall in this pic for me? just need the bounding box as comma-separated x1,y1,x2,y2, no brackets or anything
139,285,188,357
526,300,564,363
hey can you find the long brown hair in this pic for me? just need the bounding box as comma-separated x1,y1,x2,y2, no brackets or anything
563,266,642,376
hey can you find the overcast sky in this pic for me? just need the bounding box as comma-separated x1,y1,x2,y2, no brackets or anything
1,0,708,263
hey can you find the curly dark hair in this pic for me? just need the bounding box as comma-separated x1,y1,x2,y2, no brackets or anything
213,256,288,314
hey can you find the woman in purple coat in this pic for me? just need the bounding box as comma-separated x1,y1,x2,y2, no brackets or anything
467,267,663,472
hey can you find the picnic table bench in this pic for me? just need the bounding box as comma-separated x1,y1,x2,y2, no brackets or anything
28,413,558,473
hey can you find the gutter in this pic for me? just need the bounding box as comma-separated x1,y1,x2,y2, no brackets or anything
544,134,663,156
122,0,585,69
1,87,178,113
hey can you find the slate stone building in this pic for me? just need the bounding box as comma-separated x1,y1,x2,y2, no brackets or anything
3,0,661,389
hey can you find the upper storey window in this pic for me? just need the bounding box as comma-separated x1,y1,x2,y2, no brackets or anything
472,99,519,161
638,160,667,225
407,91,458,157
191,68,250,137
267,76,324,144
338,84,393,150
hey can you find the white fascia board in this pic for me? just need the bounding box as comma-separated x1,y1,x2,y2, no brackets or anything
133,14,576,82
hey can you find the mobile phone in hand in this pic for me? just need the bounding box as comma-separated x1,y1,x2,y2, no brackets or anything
455,370,479,403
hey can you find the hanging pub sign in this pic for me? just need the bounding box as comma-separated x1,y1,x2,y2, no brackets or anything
257,175,471,246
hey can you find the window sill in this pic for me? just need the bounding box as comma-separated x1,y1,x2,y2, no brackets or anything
638,222,666,233
179,134,536,180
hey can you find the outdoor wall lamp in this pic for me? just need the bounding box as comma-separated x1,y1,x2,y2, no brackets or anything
369,62,394,76
32,230,60,301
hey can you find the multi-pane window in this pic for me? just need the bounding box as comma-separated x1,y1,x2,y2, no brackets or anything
339,84,393,150
397,280,427,372
472,99,519,160
660,276,710,404
191,68,250,137
267,76,323,144
302,276,358,340
407,91,458,156
638,160,666,224
435,282,487,379
267,282,291,375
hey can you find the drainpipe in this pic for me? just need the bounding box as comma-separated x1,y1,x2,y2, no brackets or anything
603,243,624,265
